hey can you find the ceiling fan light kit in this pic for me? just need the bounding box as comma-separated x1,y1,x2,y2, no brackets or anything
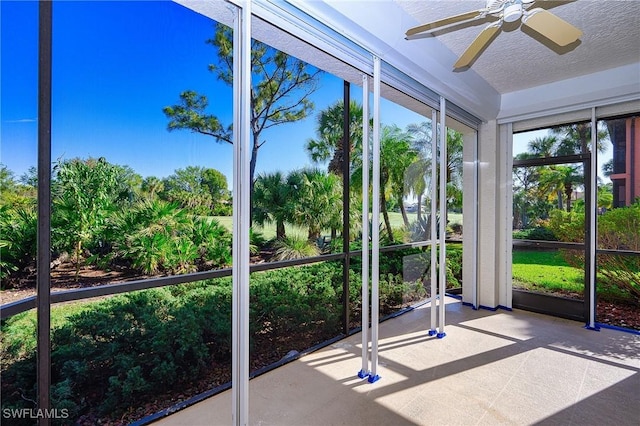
405,0,583,70
503,3,523,23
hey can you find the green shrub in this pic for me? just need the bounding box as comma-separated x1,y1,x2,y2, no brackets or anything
0,204,37,283
100,200,232,274
597,204,640,304
250,228,267,255
547,205,639,305
512,226,558,241
271,236,320,261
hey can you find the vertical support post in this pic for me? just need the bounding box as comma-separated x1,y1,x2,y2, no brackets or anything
586,108,598,330
504,123,513,309
472,127,479,309
37,1,53,424
232,3,251,425
369,56,381,383
342,81,351,336
437,97,447,338
358,74,370,379
429,109,438,336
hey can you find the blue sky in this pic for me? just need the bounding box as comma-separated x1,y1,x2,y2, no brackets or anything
1,0,428,186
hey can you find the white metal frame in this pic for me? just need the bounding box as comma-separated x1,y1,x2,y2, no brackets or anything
588,107,597,329
429,109,438,334
369,55,381,383
437,97,447,337
231,2,251,425
472,129,480,309
359,74,370,378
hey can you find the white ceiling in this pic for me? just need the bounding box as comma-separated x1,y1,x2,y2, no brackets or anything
395,0,640,94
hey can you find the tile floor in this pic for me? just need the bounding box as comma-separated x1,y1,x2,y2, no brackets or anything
154,297,640,425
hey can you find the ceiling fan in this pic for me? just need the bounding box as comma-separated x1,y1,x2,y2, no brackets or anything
405,0,583,70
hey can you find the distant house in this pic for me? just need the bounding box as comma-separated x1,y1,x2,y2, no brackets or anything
608,117,640,207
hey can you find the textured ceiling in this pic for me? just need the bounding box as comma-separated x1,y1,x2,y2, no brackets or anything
395,0,640,94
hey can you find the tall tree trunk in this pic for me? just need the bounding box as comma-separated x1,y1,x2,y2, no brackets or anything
381,191,394,242
398,195,410,228
75,240,82,282
249,138,259,227
565,183,573,212
276,221,286,240
557,190,564,210
416,193,423,223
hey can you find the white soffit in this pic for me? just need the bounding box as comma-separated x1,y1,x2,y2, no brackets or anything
499,62,640,123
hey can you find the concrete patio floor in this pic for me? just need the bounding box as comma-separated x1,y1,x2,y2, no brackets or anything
154,297,640,425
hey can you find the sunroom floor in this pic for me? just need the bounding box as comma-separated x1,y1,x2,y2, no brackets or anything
153,296,640,426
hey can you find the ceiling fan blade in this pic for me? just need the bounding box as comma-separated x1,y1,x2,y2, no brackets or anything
406,9,485,38
522,8,582,46
453,23,501,70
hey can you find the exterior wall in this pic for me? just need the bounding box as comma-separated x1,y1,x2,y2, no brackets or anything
610,117,640,206
462,130,477,306
469,120,513,310
475,120,501,308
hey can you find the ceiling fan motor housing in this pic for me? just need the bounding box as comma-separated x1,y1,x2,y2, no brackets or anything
503,3,523,22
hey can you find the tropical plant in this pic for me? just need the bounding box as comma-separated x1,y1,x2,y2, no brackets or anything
252,171,293,240
0,204,37,283
109,200,194,274
140,176,164,199
538,165,583,212
192,217,232,268
163,23,323,199
287,169,342,241
52,157,134,279
271,235,321,261
249,228,267,256
380,124,417,230
405,122,432,224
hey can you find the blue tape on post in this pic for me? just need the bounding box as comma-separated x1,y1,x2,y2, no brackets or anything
357,369,369,379
584,324,601,332
436,332,446,339
428,329,437,336
368,374,381,383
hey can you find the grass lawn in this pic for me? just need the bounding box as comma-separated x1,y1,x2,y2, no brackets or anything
211,216,309,240
212,211,463,241
512,250,583,295
387,211,462,228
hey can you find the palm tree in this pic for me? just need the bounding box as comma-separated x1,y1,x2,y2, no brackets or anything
141,176,164,199
538,165,583,212
445,129,464,212
381,125,417,232
252,171,293,240
288,169,342,241
306,100,365,176
406,122,432,224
